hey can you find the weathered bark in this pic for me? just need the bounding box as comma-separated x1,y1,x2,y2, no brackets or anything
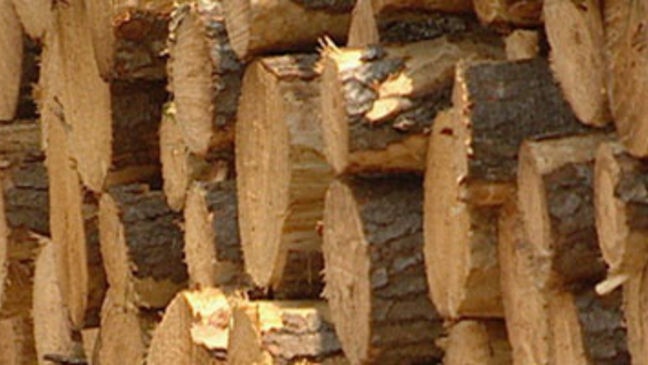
167,1,243,156
544,0,610,126
505,29,539,60
0,0,23,121
0,315,37,364
147,289,230,365
604,0,648,156
228,300,347,365
236,54,331,297
518,134,611,290
371,0,473,13
623,264,648,364
0,120,40,166
473,0,543,27
11,0,52,39
595,141,648,294
184,180,248,288
99,184,188,309
322,175,443,365
320,36,503,175
221,0,352,60
498,200,552,365
441,320,512,365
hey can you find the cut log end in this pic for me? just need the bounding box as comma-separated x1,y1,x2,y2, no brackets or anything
0,0,24,121
442,320,512,365
504,29,539,60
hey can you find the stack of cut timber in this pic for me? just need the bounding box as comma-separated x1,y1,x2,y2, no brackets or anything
6,0,648,363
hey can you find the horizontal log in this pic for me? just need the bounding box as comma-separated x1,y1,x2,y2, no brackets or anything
11,0,51,39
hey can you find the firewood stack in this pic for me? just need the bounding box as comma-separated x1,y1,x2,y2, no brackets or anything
2,0,648,364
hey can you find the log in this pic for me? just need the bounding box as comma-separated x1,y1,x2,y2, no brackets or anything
371,0,473,13
518,134,611,290
32,236,85,365
184,180,247,288
623,265,648,364
604,0,648,156
441,320,512,365
98,184,188,309
544,0,610,127
473,0,543,27
0,120,41,165
167,1,243,156
0,315,37,364
504,29,539,60
221,0,352,60
322,175,443,365
0,0,23,121
10,0,52,39
320,35,503,175
595,141,648,293
228,300,347,365
236,54,331,296
147,288,230,365
80,328,99,365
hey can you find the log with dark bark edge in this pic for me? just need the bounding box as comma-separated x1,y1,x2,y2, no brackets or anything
347,0,481,47
548,287,629,364
32,236,86,365
236,54,332,297
167,1,243,156
504,29,539,60
10,0,52,39
98,183,188,309
146,288,230,365
322,174,443,365
94,290,160,365
604,0,648,156
320,35,504,175
0,120,40,166
441,320,512,365
46,115,107,330
623,264,648,364
518,134,611,291
221,0,353,60
544,0,610,127
498,200,552,365
0,315,37,364
184,180,248,288
473,0,543,28
228,300,347,365
85,0,172,80
0,0,23,121
595,141,648,294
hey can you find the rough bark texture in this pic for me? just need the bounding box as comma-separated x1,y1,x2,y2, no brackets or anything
0,0,23,121
323,175,443,365
371,0,473,13
222,0,352,60
321,35,504,174
228,300,347,365
0,315,37,364
99,184,188,309
473,0,543,28
442,320,512,365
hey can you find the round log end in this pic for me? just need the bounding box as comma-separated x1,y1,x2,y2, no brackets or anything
160,103,190,211
221,0,251,60
0,0,24,121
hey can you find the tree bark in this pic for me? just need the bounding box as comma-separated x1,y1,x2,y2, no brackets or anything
0,315,37,364
322,174,443,365
0,0,23,121
147,288,230,365
236,54,331,297
167,1,243,156
98,184,188,309
320,35,503,175
604,0,648,157
504,29,539,60
441,320,512,365
184,180,248,289
221,0,352,60
473,0,543,28
544,0,610,127
228,300,347,365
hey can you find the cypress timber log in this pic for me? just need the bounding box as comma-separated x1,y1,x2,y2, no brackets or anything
424,58,591,319
322,175,443,365
548,288,629,364
595,142,648,293
544,0,610,127
228,300,347,365
0,315,37,364
184,180,247,288
221,0,352,60
518,134,611,290
32,236,85,365
320,36,503,175
504,29,539,60
147,289,230,365
236,54,331,297
11,0,51,39
498,200,552,364
0,0,23,121
441,320,512,365
168,1,243,156
473,0,542,27
98,184,188,309
623,265,648,364
604,0,648,156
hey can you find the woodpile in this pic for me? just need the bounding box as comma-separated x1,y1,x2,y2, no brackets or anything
4,0,648,364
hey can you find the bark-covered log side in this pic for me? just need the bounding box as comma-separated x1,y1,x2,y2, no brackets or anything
376,11,488,44
2,158,49,236
457,58,591,183
290,0,355,12
273,250,324,300
202,180,241,266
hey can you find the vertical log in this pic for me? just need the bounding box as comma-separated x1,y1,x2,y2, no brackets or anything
10,0,52,39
